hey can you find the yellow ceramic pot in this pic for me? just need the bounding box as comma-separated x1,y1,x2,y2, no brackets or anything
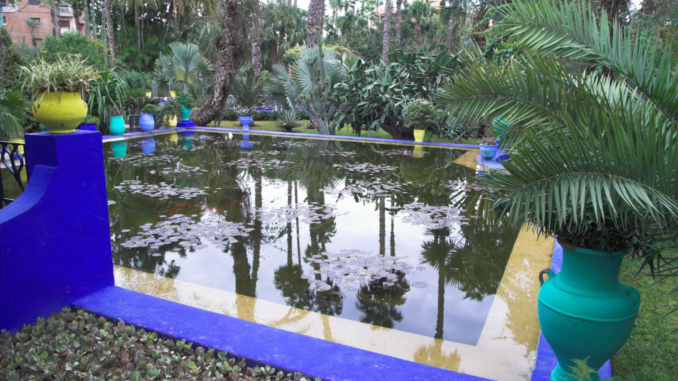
32,91,87,134
165,115,178,128
414,129,426,143
169,133,178,146
413,145,424,158
7,138,25,154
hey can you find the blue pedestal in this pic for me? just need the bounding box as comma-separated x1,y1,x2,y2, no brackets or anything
0,131,114,332
178,120,196,128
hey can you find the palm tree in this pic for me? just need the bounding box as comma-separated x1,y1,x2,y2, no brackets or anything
329,0,342,28
381,0,392,64
394,0,403,49
190,0,248,126
305,0,324,46
24,18,40,47
153,42,213,95
403,1,432,40
103,0,116,62
0,87,27,140
436,0,678,296
251,0,262,78
230,65,270,108
265,40,347,135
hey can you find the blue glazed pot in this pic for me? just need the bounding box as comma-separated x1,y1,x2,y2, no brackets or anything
139,113,155,132
479,145,497,160
109,116,126,136
110,140,127,158
239,116,253,130
240,134,253,148
79,124,97,131
141,137,156,155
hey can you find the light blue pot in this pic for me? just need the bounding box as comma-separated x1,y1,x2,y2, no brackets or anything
109,116,126,136
239,116,253,130
480,145,497,160
140,113,155,132
141,137,156,155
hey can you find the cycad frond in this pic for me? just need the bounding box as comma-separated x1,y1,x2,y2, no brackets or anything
495,0,678,125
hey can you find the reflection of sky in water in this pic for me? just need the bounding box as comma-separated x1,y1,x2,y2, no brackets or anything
106,133,518,346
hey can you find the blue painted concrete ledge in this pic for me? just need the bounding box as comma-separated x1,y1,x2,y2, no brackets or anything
102,126,482,149
530,241,612,381
75,286,489,381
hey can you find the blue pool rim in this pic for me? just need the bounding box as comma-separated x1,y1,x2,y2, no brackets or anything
102,126,482,149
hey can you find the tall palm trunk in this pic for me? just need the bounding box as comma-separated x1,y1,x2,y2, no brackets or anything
448,13,458,53
305,0,324,46
251,4,262,78
104,0,116,62
395,0,402,49
135,0,141,50
382,0,392,64
379,197,386,256
191,0,247,126
52,0,61,39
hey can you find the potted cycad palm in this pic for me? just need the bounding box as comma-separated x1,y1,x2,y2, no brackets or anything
22,56,100,134
237,107,253,130
403,99,436,143
158,98,181,129
435,1,678,380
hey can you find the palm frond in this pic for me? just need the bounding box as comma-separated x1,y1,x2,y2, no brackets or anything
495,0,678,125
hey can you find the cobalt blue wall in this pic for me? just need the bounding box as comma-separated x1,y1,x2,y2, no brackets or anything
0,131,114,332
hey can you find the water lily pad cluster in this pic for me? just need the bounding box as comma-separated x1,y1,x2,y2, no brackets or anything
274,140,317,148
316,150,356,158
226,157,293,170
257,203,344,225
399,202,467,229
303,250,427,292
324,178,406,198
383,149,416,157
121,214,253,252
160,163,210,177
110,154,174,166
115,180,208,200
331,163,398,174
446,179,496,194
0,308,318,381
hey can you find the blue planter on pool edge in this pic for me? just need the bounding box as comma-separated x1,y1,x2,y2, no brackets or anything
109,116,126,136
140,113,155,132
239,116,253,130
79,124,97,131
141,137,156,155
480,145,497,160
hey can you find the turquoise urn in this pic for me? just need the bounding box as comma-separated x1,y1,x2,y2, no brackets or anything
539,243,640,381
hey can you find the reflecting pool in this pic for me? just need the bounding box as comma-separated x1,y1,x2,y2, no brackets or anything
105,132,520,347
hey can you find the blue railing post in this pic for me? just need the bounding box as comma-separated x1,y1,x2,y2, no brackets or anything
0,130,114,332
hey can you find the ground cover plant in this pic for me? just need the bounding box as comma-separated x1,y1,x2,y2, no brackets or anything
0,308,320,381
612,252,678,380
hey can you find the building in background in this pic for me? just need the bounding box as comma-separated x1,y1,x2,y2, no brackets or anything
1,0,84,47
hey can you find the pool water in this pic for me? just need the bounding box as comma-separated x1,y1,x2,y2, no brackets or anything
105,131,519,347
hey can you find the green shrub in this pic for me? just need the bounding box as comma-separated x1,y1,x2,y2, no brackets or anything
0,308,321,381
403,99,437,130
141,104,157,114
81,115,100,126
21,56,100,99
276,110,301,132
39,34,107,69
